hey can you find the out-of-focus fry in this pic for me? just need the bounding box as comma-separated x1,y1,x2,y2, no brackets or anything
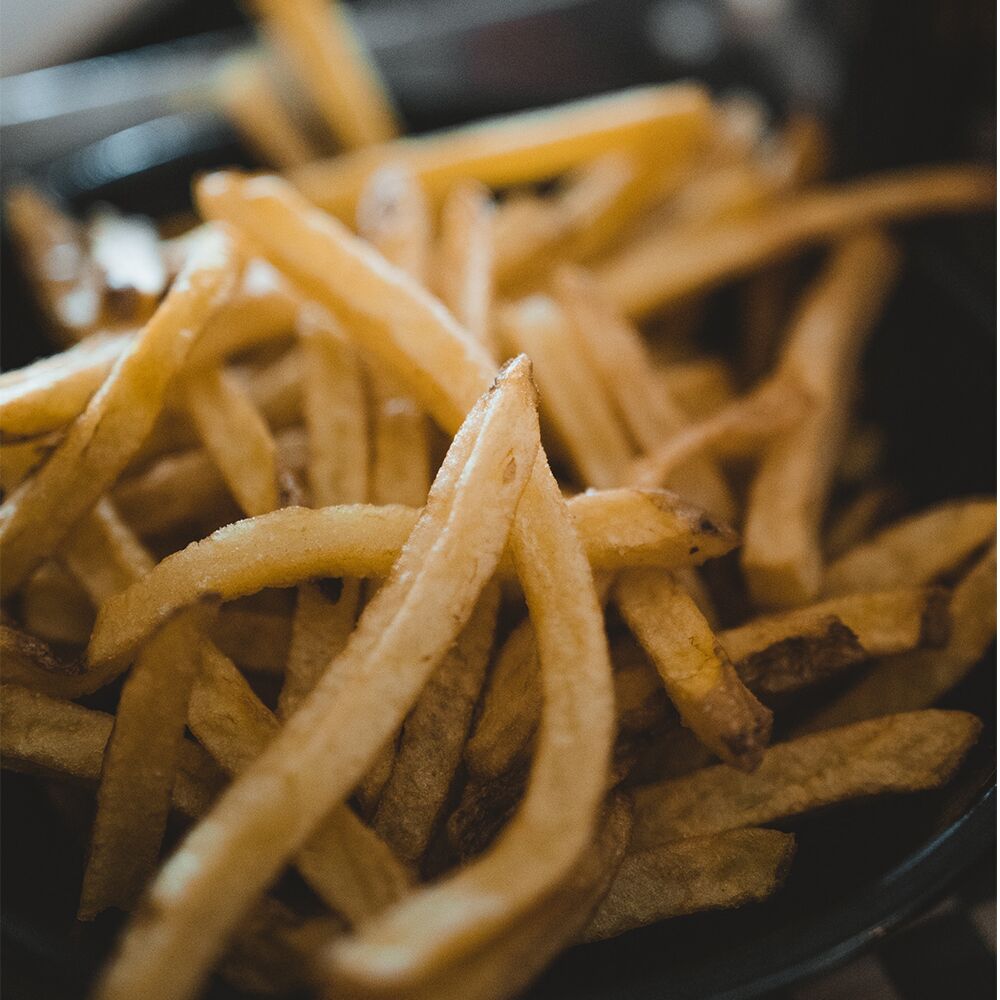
21,562,95,647
374,585,500,863
1,624,87,695
290,83,712,218
801,545,996,732
837,424,886,485
1,432,64,493
581,828,795,941
94,357,539,1000
742,231,901,608
437,180,496,354
553,265,734,518
248,0,399,149
615,569,772,770
79,605,214,919
357,162,432,282
720,587,950,698
632,710,981,849
499,294,634,488
655,358,737,420
628,375,812,487
217,55,317,168
210,604,291,674
597,165,994,319
181,365,279,517
824,484,904,559
0,684,222,819
823,498,997,596
0,227,240,598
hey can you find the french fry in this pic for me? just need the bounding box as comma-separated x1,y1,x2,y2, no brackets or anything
824,484,904,559
21,561,95,647
801,545,996,731
79,604,215,918
0,226,240,598
823,498,997,596
1,432,65,493
374,585,500,863
248,0,399,149
632,710,982,849
90,489,734,672
1,624,88,696
94,357,540,1000
290,83,712,218
498,294,634,488
326,456,614,997
615,568,772,770
721,587,950,698
181,365,279,517
742,230,901,608
0,684,222,820
437,180,496,354
581,828,795,941
597,165,994,319
216,54,318,168
655,358,737,419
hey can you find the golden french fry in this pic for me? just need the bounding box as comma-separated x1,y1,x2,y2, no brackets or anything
248,0,399,149
581,828,795,941
290,83,711,218
0,227,240,598
374,585,500,863
615,568,772,770
0,684,222,819
1,624,88,696
597,165,994,319
632,709,982,849
79,604,214,918
823,497,997,596
742,230,901,608
1,432,64,493
498,294,635,488
94,357,540,1000
801,545,996,732
217,55,317,168
655,358,737,420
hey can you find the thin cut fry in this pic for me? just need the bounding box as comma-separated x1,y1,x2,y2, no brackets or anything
632,710,982,849
248,0,399,149
290,83,711,217
596,165,994,318
615,568,772,770
94,356,539,1000
0,226,240,598
581,828,795,941
742,230,901,607
823,497,997,596
801,545,996,731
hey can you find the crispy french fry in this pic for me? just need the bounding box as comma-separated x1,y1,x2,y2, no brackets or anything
0,684,222,819
374,584,500,863
217,55,317,168
597,165,994,319
498,294,634,488
94,357,539,1000
0,227,240,598
249,0,398,149
79,604,214,918
581,828,795,941
801,545,996,731
742,231,901,608
721,587,950,697
632,710,982,849
181,365,279,517
615,569,772,770
823,498,997,596
90,489,733,671
290,83,711,218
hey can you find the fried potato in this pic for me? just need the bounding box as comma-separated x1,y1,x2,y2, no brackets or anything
20,561,95,647
801,545,996,731
823,498,997,596
94,357,539,1000
581,828,795,941
290,83,711,218
0,624,87,696
655,358,737,420
0,227,240,598
632,710,982,848
742,230,901,608
615,568,772,770
597,165,994,319
1,432,66,493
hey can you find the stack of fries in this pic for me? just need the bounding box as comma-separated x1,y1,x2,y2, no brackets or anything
1,3,995,998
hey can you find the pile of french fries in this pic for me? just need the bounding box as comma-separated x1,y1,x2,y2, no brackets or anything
1,2,996,999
